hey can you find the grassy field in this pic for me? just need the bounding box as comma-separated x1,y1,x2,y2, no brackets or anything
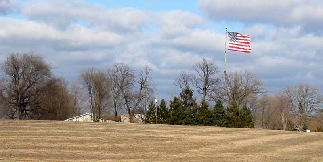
1,120,323,161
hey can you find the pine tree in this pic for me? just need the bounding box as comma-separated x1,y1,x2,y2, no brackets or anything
226,102,241,128
168,97,185,125
157,99,168,124
180,87,198,125
212,100,227,127
144,101,156,124
197,100,211,126
240,105,254,128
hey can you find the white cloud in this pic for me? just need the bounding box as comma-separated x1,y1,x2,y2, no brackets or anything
159,10,205,32
0,17,126,52
0,18,59,39
198,0,323,34
22,0,151,33
0,0,19,15
66,24,125,47
256,56,300,67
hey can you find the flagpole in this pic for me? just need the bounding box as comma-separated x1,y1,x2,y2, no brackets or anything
224,28,230,93
224,27,228,76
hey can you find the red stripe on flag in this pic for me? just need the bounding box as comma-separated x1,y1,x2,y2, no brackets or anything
227,32,251,54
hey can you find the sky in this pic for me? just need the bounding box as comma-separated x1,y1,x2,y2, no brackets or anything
0,0,322,101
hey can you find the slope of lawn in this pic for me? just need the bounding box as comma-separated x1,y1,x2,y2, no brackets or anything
1,120,323,161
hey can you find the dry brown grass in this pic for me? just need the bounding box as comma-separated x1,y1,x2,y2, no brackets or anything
1,120,323,161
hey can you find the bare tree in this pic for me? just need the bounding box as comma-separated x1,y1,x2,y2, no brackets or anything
133,66,154,114
191,58,221,101
254,94,290,130
175,58,221,102
283,83,322,130
80,68,111,121
92,70,111,120
214,71,263,108
175,72,192,90
109,63,154,122
69,82,87,116
0,52,51,119
109,63,135,119
80,68,94,119
36,78,75,120
0,92,9,119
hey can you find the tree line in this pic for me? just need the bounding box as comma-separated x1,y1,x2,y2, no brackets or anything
145,87,254,128
0,52,154,122
0,52,322,131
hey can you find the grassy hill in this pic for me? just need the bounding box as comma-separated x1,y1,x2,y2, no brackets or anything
1,120,323,161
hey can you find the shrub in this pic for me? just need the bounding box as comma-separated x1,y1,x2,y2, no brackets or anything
315,126,323,132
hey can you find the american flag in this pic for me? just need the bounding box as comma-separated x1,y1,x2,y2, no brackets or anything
227,32,251,53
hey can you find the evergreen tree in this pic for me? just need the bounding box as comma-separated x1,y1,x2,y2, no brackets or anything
226,102,241,128
157,99,168,124
196,100,211,126
212,100,227,127
240,105,254,128
180,87,198,125
144,101,156,124
168,97,185,125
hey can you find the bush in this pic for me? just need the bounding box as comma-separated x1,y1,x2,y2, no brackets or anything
315,126,323,132
286,120,297,131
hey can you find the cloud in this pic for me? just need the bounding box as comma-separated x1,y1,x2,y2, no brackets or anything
0,17,125,52
0,0,19,15
22,0,151,33
159,10,205,36
198,0,323,35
